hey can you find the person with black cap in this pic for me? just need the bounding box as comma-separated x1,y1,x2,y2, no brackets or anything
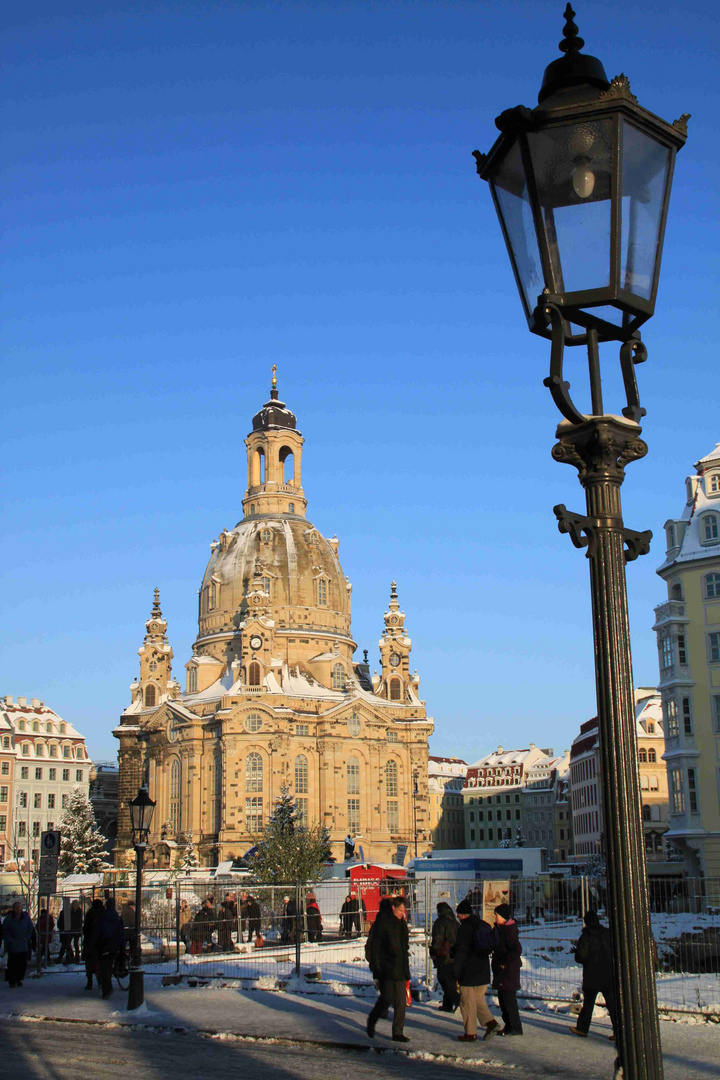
451,897,499,1042
492,903,523,1036
430,901,460,1012
570,910,617,1040
366,895,411,1042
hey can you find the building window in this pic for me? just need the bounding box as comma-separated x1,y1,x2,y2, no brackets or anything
246,752,263,792
261,576,270,597
34,793,42,809
317,579,327,606
62,768,69,781
245,796,263,832
49,744,57,758
48,794,55,809
61,794,68,809
22,744,29,756
347,713,361,736
387,800,399,832
19,792,28,808
245,712,263,733
709,632,720,664
670,768,685,815
170,759,181,833
0,762,7,776
63,745,71,759
248,661,261,687
35,744,44,757
638,748,647,762
664,698,679,737
389,677,402,701
288,503,295,513
713,694,720,734
347,798,361,834
386,729,398,742
0,815,5,831
296,797,308,828
659,632,674,669
295,754,309,794
18,821,26,837
678,634,687,664
18,721,25,732
76,769,83,781
332,663,345,691
261,529,271,542
385,760,398,797
295,724,309,736
35,767,43,780
702,513,719,542
0,786,7,802
32,822,40,838
647,749,657,763
347,757,360,795
688,769,699,813
49,768,56,781
705,573,720,599
143,683,156,708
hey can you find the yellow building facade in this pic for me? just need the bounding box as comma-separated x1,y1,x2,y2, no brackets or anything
654,441,720,877
114,377,433,867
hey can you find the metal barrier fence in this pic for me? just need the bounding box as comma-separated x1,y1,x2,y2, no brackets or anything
24,874,720,1015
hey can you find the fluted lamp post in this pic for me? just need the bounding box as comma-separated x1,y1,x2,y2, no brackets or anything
473,7,687,1079
127,785,156,1011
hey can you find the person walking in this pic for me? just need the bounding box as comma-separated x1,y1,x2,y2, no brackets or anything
306,894,323,943
366,895,411,1043
57,900,83,964
218,894,236,952
492,903,523,1037
83,899,104,989
93,898,126,1000
36,907,55,966
451,897,499,1042
2,902,35,988
430,901,460,1013
570,910,617,1040
245,894,262,943
178,900,192,951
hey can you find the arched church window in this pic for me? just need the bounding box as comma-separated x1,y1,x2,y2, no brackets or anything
261,576,270,596
248,662,261,687
145,685,156,708
209,581,217,609
188,667,197,694
246,752,263,792
347,756,360,795
389,677,402,701
279,446,294,484
638,748,647,762
170,759,181,834
385,760,398,798
648,748,657,763
252,448,265,486
295,754,308,794
332,663,345,691
149,660,157,673
642,804,651,822
288,503,295,513
318,579,327,606
347,713,361,737
245,712,263,733
260,529,271,543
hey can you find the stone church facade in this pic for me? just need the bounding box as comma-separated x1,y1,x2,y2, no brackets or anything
114,376,433,867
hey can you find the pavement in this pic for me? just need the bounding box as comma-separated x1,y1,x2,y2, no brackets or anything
1,970,718,1079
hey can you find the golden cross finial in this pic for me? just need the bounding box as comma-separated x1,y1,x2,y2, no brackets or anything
271,363,277,389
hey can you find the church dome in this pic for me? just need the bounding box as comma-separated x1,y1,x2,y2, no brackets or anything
196,514,352,654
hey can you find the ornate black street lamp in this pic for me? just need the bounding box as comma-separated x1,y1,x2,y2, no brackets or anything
127,785,156,1011
473,8,687,1079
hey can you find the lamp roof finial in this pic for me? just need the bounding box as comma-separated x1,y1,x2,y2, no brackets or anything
559,4,584,56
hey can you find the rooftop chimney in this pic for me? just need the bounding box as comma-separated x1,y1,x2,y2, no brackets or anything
17,696,27,706
31,698,41,707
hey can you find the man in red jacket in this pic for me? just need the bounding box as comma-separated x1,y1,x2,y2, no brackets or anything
492,903,523,1036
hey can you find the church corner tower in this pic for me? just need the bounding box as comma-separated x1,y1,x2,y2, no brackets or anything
115,376,433,868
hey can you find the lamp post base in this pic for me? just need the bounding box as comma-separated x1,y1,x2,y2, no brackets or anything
127,966,145,1011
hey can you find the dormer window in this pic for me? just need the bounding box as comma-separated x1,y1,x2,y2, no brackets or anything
188,667,198,693
317,579,327,606
709,473,720,495
666,525,675,548
702,513,719,544
705,573,720,600
332,663,345,691
288,503,295,514
260,529,271,543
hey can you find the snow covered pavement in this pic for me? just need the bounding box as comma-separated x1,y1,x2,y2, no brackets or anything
0,970,718,1079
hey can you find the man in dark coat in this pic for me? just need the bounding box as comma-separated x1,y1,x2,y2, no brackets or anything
2,902,35,988
340,892,361,937
244,894,262,943
430,901,460,1012
57,900,83,964
366,896,411,1042
570,910,617,1039
306,894,323,943
452,897,499,1041
93,898,126,999
83,899,104,989
491,903,523,1036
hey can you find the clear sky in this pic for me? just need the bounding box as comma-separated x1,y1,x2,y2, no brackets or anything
2,0,719,765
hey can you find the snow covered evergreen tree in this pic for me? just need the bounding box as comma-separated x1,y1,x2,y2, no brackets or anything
248,785,331,885
514,828,526,848
181,831,200,871
58,786,111,874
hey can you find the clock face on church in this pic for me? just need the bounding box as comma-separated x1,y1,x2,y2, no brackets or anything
249,635,262,650
389,653,401,667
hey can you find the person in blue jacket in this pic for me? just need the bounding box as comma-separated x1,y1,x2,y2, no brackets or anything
2,901,35,988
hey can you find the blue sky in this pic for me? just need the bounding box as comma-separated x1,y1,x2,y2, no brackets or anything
2,0,719,764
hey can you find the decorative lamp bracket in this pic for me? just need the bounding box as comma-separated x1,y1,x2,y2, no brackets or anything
553,504,652,563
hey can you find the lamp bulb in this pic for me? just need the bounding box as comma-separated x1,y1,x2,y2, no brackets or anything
572,159,595,199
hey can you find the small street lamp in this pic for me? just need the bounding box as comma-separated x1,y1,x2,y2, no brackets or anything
127,785,156,1011
472,7,687,1080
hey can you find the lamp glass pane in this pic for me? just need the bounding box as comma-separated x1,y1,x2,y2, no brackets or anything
490,138,543,316
621,121,671,300
527,119,612,295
